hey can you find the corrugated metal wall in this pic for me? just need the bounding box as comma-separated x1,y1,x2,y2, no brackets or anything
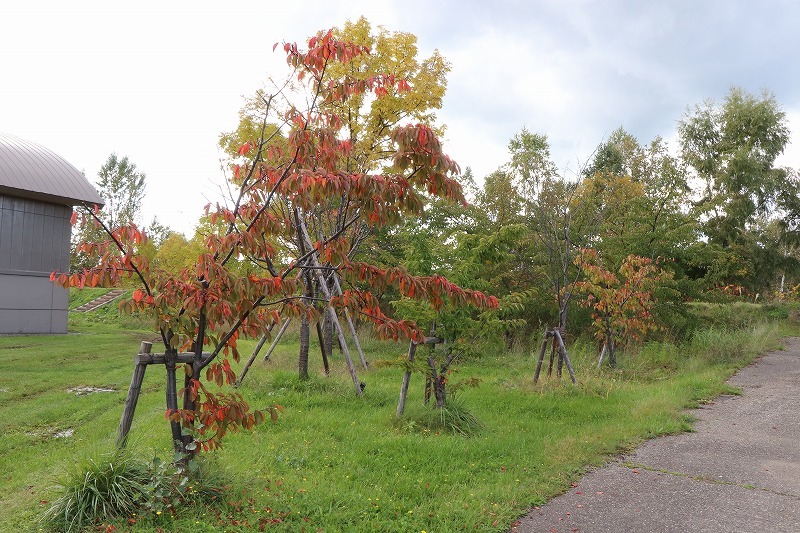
0,194,71,334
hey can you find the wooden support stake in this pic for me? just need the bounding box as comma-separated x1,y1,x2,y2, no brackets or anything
297,217,362,396
547,332,556,377
597,342,607,369
396,341,418,419
331,274,368,369
553,329,576,384
235,318,287,387
263,318,291,361
533,333,549,384
316,320,331,375
117,341,152,447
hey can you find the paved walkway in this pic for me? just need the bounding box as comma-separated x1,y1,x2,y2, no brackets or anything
512,338,800,533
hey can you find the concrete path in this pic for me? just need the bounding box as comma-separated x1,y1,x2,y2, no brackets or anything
512,338,800,533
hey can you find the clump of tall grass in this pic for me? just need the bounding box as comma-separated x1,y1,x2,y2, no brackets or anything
41,448,150,532
40,449,231,532
689,322,786,366
399,395,484,437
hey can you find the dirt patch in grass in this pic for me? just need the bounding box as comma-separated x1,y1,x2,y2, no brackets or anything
67,386,117,395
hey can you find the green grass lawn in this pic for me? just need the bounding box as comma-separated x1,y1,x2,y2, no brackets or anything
1,293,795,531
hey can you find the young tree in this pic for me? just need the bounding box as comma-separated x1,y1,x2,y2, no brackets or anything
56,29,495,454
575,249,672,367
504,129,598,338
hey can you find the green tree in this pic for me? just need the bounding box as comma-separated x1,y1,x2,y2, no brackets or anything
679,87,790,246
71,154,147,271
583,129,698,289
96,154,146,229
679,87,795,292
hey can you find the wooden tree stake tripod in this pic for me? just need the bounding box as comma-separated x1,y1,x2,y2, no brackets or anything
533,326,576,384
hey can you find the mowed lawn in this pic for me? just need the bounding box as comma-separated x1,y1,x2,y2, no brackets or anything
0,297,791,531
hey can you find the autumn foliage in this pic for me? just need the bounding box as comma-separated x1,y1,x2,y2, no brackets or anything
575,249,672,366
55,29,496,452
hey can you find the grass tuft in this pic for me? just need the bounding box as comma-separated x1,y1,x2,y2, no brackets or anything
400,396,484,437
41,448,150,532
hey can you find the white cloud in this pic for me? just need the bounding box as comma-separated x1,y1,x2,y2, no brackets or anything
1,0,799,235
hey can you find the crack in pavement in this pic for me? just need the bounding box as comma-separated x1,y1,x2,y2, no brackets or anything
620,461,800,500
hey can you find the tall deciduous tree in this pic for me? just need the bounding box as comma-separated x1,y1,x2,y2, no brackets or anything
583,129,698,291
220,18,454,376
96,154,147,229
503,129,599,338
71,154,147,271
679,87,796,292
679,87,790,245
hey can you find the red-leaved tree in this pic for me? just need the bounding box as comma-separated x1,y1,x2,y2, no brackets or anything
575,249,671,367
55,29,497,454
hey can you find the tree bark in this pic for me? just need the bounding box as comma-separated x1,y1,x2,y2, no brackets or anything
298,275,313,380
165,348,185,454
427,355,447,408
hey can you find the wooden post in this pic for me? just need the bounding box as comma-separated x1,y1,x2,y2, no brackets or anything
396,340,418,419
597,342,607,369
331,274,368,369
316,320,331,375
235,318,288,387
264,318,292,361
553,329,577,384
533,333,549,383
557,346,564,378
117,341,152,447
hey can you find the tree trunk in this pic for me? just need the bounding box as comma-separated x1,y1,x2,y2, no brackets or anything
299,314,310,380
427,356,446,408
165,349,185,455
608,337,616,368
604,315,616,368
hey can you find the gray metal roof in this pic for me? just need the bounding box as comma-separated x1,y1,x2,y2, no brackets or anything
0,132,103,206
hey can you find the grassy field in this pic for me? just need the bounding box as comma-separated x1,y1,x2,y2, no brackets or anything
0,293,796,531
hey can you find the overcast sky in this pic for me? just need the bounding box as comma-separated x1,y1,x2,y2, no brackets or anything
2,0,799,235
